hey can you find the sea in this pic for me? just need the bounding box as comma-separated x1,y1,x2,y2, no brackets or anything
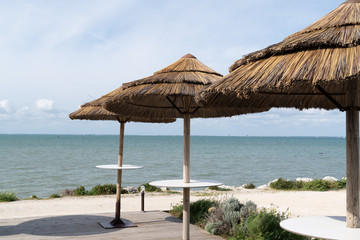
0,134,346,199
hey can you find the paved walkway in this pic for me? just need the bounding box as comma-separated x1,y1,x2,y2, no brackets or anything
0,211,223,240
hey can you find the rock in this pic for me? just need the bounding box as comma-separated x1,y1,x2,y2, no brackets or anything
257,184,270,190
60,189,74,196
323,176,338,182
161,187,168,192
126,186,138,194
267,179,278,186
296,177,313,182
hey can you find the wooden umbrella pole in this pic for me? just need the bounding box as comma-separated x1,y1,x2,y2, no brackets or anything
111,121,125,225
183,112,190,240
346,79,360,228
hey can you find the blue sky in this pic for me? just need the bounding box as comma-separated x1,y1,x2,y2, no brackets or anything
0,0,347,136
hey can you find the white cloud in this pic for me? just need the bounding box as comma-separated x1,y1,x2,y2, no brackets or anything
14,106,31,119
36,99,54,111
0,100,11,113
0,99,66,124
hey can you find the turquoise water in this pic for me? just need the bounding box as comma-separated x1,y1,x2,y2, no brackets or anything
0,134,346,199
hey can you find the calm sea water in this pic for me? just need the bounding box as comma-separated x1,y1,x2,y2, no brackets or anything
0,134,346,199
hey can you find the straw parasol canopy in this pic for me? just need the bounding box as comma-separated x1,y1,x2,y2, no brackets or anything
69,87,176,123
200,0,360,111
199,0,360,230
69,88,175,228
104,54,265,119
104,53,268,240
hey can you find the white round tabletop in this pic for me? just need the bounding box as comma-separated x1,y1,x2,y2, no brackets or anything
149,179,222,188
280,216,360,240
96,164,143,170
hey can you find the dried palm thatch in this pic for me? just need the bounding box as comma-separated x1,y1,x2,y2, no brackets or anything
69,87,175,123
199,0,360,230
104,54,267,118
199,0,360,111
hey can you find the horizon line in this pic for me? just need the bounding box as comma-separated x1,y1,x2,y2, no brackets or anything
0,133,345,138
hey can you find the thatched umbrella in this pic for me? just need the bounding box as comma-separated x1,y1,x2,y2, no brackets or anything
103,53,268,239
199,0,360,229
69,88,175,228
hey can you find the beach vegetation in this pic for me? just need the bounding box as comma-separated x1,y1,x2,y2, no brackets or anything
270,178,346,191
0,190,18,202
170,199,216,227
89,184,117,195
269,178,304,190
23,195,41,200
73,184,128,196
49,194,61,199
208,186,232,191
166,190,181,194
137,182,163,192
74,186,87,195
243,182,256,189
170,197,308,239
230,207,306,240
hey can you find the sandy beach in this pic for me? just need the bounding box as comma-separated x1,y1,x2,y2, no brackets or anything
0,188,347,239
0,188,346,220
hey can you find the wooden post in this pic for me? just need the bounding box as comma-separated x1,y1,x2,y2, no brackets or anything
183,113,191,240
111,121,125,226
346,79,360,228
183,96,191,240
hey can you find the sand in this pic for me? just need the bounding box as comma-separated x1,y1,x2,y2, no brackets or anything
0,188,346,220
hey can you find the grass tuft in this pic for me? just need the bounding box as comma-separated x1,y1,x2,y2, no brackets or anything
270,178,346,191
0,190,18,202
208,186,232,191
243,182,256,189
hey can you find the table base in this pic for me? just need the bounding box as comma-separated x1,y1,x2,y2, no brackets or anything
98,218,137,229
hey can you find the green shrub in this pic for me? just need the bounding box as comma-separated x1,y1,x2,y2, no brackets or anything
270,178,346,191
337,178,347,188
205,198,248,236
137,182,162,192
191,199,217,226
49,194,61,199
205,221,223,235
239,201,257,220
231,208,307,240
74,186,87,196
121,189,129,194
243,182,256,189
270,178,303,190
170,196,308,239
303,179,332,191
221,198,243,227
74,184,124,196
30,195,38,199
89,184,117,195
0,191,18,202
208,186,232,191
170,199,216,225
169,202,183,219
222,198,243,212
205,208,227,235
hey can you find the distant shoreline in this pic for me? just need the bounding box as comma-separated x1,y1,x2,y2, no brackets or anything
0,133,346,138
